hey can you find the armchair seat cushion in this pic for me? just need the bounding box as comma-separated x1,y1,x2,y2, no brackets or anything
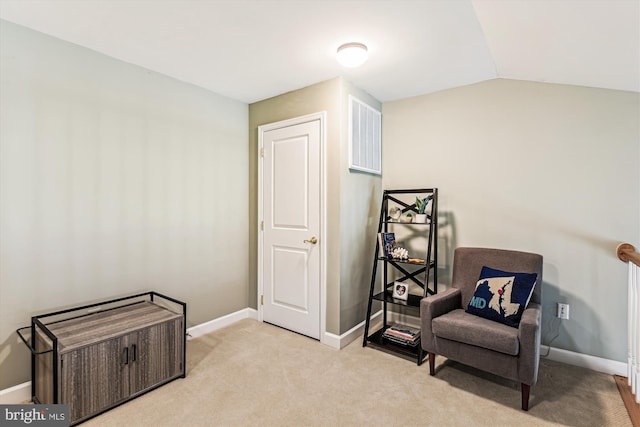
431,309,520,356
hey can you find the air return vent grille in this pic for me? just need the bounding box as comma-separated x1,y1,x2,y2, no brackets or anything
349,96,381,175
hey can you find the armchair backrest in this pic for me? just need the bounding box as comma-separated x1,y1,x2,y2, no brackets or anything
451,247,543,308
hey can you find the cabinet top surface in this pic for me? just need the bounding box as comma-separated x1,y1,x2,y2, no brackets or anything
40,301,182,353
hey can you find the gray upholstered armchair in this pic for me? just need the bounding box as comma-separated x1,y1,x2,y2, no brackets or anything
420,247,543,410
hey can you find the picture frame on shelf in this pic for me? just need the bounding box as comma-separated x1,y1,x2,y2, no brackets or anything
392,281,409,300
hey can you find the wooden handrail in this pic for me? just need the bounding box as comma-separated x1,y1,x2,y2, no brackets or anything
617,243,640,268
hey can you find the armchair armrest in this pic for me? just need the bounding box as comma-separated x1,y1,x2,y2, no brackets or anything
420,288,461,352
518,302,542,386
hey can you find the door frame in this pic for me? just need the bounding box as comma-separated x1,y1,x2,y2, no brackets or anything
257,111,327,344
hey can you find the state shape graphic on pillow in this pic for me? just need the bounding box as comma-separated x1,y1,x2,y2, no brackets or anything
469,276,517,316
466,266,538,328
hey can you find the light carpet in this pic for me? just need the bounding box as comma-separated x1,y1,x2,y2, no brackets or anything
84,319,631,427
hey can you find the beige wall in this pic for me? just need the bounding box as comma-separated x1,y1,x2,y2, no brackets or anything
249,78,382,335
4,17,635,393
0,21,249,389
383,79,640,362
338,80,382,332
249,79,342,334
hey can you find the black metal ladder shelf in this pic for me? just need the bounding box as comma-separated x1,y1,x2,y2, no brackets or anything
362,188,438,365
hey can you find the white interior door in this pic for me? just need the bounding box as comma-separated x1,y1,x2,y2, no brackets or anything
260,115,322,340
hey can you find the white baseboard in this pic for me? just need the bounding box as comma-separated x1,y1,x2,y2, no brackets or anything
2,309,628,404
369,313,627,377
323,310,383,349
541,345,627,377
327,311,628,378
187,307,258,339
0,381,30,405
322,310,420,349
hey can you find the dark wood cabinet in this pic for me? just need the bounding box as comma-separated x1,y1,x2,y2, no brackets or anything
128,317,184,396
60,335,129,422
20,292,186,425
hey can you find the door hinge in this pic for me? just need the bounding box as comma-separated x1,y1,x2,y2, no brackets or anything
261,295,264,305
260,221,264,231
260,147,265,157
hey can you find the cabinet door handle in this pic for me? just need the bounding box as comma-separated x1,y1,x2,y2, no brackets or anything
123,347,129,365
131,344,137,362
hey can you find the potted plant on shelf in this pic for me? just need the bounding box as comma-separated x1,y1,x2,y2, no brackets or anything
415,195,433,223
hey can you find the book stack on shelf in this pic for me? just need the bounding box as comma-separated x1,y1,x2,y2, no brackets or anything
378,232,396,258
382,324,420,347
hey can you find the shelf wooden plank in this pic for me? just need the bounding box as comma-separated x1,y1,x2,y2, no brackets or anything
384,220,434,225
372,291,423,308
377,257,435,267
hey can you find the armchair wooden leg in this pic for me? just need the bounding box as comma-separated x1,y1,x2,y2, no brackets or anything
521,383,530,411
428,352,436,376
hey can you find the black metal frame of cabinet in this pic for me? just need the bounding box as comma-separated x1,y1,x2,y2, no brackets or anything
362,188,438,365
16,291,186,423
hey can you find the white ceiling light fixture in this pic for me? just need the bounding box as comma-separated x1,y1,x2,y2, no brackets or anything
336,42,368,68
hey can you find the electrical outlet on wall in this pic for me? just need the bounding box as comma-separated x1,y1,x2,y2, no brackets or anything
557,303,570,320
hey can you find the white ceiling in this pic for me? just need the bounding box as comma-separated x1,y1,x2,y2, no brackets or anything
0,0,638,103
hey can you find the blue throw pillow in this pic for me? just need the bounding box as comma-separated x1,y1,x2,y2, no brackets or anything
466,266,538,328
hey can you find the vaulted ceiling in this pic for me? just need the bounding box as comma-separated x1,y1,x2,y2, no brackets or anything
1,0,638,103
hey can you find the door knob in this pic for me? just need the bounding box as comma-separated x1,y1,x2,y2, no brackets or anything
304,236,318,244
